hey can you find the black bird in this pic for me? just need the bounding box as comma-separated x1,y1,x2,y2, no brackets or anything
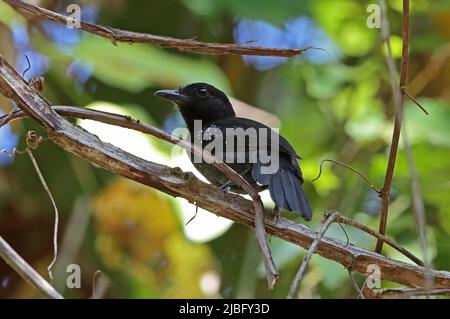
154,83,312,221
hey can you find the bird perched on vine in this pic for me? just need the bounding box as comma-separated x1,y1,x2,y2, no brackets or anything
155,83,312,221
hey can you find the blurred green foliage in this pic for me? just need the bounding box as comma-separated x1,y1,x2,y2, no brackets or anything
0,0,449,298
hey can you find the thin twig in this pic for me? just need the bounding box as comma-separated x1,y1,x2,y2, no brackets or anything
0,236,63,299
0,105,18,128
375,0,410,254
287,212,340,299
6,0,309,58
185,204,199,226
330,211,424,266
0,147,19,158
403,89,429,115
22,54,31,79
336,221,349,248
25,147,59,283
312,158,380,193
0,131,60,282
347,269,365,299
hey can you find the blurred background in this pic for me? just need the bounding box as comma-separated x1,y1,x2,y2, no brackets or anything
0,0,449,298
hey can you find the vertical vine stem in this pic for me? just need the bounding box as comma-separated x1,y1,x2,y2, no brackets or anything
375,0,410,254
25,148,59,283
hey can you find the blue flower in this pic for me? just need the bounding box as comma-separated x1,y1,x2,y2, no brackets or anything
40,5,98,48
11,5,98,85
285,17,341,64
11,21,29,49
163,112,185,134
234,19,288,70
66,58,94,86
12,21,49,80
233,16,341,70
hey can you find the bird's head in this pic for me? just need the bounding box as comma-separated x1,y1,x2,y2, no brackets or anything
154,83,235,126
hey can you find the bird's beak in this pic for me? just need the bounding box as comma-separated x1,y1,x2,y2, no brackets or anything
154,89,191,105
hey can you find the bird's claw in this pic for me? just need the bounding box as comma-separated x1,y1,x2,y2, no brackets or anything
219,181,231,193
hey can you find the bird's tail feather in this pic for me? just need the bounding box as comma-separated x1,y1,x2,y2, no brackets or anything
268,168,312,221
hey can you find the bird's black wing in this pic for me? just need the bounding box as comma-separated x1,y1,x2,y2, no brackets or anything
208,117,303,181
209,117,301,159
207,117,311,220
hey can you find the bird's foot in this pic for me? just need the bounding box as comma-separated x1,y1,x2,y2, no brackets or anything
219,181,231,193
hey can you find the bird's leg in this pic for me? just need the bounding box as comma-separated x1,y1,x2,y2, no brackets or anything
273,204,280,224
219,167,251,193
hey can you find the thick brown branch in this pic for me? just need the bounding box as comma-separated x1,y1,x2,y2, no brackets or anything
1,75,450,289
0,56,278,288
369,287,450,298
5,0,307,57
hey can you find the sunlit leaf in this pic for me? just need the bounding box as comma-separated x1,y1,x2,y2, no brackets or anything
0,2,27,28
92,179,217,298
405,98,450,146
73,36,231,93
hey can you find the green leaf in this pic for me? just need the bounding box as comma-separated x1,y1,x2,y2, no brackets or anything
73,36,231,93
0,1,27,28
405,98,450,147
217,0,310,25
313,0,376,56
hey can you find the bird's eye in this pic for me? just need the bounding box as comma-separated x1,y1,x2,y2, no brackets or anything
197,88,209,98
